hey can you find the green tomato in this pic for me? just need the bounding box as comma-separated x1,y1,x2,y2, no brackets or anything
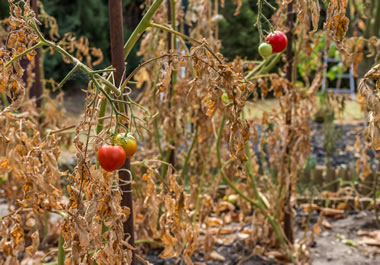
221,92,231,104
258,42,273,58
0,174,7,185
227,194,238,205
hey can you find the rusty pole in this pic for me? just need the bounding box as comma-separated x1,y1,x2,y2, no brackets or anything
284,1,295,244
108,1,135,264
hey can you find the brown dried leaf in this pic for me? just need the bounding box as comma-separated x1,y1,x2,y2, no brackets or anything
322,219,332,229
313,224,322,235
209,251,225,262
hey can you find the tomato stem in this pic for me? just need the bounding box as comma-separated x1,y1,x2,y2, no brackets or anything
0,93,9,107
150,22,201,45
216,114,293,262
245,57,268,80
57,63,80,89
57,233,65,265
123,0,164,59
260,51,283,74
5,41,43,68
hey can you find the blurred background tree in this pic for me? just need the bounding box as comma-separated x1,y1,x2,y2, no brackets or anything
0,0,278,89
0,0,144,87
219,0,273,61
363,0,380,38
41,0,144,85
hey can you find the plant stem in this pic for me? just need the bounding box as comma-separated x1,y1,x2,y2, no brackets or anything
124,0,164,59
0,93,9,107
5,42,43,67
245,57,269,80
96,87,110,134
168,0,177,101
94,74,121,97
244,135,266,209
150,22,222,64
217,116,260,207
260,52,283,74
256,0,264,42
23,21,128,135
170,0,176,49
57,233,65,265
150,22,201,45
161,145,173,178
216,114,293,261
58,63,80,89
43,212,49,240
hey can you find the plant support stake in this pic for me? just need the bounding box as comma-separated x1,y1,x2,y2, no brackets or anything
108,0,135,264
31,0,42,108
284,1,295,244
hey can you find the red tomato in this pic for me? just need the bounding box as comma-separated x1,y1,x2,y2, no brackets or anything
266,31,288,53
231,211,239,220
98,144,126,172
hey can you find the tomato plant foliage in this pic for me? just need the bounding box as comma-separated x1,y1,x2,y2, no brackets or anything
0,0,379,265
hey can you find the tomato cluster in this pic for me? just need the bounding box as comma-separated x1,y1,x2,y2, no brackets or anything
97,133,137,172
258,31,288,58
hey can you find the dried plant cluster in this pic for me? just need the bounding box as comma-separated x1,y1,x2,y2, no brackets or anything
0,0,379,265
359,64,380,150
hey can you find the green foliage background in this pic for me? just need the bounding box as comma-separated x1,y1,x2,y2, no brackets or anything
219,0,273,61
41,0,143,86
0,0,277,89
42,0,110,84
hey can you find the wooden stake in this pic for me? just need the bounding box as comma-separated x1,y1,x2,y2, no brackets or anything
108,1,135,264
284,1,294,244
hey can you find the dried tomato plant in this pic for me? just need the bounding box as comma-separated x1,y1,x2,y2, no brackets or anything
0,0,378,265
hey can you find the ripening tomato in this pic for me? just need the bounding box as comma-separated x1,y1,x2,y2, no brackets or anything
266,31,288,53
98,144,126,172
258,42,273,58
114,133,137,158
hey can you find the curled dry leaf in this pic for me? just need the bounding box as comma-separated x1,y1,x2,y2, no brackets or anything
323,0,350,53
